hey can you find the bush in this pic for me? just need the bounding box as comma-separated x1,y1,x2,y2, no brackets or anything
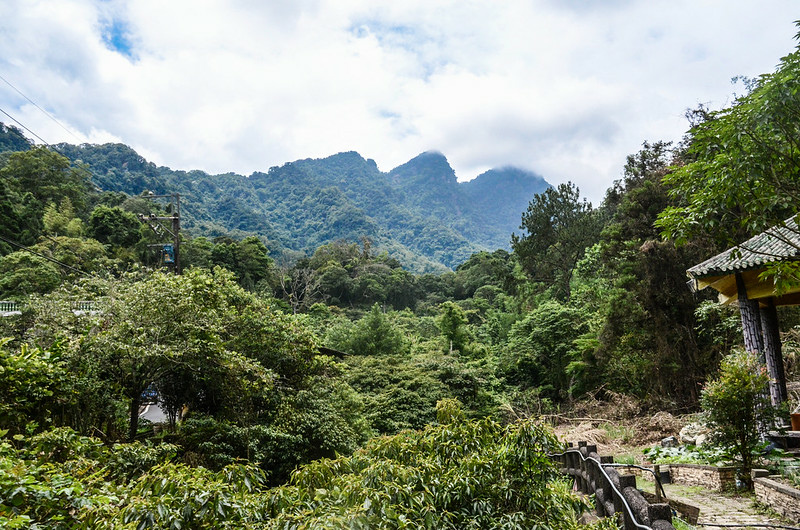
266,418,602,529
701,349,774,486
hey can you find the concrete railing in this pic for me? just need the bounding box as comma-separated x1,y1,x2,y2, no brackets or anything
0,300,21,314
551,441,675,530
72,300,99,313
0,300,100,316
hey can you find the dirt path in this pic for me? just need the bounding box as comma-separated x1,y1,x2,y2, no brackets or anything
659,482,792,527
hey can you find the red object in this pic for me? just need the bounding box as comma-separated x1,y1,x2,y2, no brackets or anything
791,413,800,431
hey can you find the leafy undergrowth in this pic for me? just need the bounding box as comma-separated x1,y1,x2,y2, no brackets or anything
643,445,730,466
1,419,617,529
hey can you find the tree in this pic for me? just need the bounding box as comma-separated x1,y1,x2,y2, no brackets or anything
454,249,518,299
0,339,68,434
42,197,84,237
278,260,321,314
1,147,91,218
32,236,109,277
657,39,800,257
512,182,601,301
504,301,588,401
385,267,419,309
181,235,214,269
317,262,354,305
0,252,61,298
338,304,407,356
588,141,722,405
82,269,275,440
701,350,774,487
209,236,275,291
0,148,93,250
88,205,141,248
235,236,275,290
437,301,469,354
0,180,25,254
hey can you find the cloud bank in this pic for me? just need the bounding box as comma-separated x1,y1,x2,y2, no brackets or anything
0,0,797,202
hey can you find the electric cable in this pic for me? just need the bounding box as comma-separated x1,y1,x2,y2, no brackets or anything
0,106,50,145
0,234,93,278
0,109,185,274
0,73,83,143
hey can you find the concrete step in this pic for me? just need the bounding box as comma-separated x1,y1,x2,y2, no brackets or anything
768,431,800,449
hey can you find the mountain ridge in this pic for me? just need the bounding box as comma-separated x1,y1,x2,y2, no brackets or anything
47,142,551,271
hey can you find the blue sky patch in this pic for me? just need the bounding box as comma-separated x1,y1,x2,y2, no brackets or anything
102,18,135,59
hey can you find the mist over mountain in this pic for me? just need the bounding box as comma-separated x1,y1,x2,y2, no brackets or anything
54,143,551,271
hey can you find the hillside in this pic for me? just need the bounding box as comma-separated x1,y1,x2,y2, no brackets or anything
52,142,550,271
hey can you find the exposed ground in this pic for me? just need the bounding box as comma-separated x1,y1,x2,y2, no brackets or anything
550,392,685,460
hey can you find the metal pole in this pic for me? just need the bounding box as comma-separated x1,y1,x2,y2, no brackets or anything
172,193,181,274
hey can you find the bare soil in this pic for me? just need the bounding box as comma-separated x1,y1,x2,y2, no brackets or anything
549,393,688,458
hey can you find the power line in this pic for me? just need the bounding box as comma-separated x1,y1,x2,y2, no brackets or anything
0,234,93,278
0,73,83,143
0,105,113,195
0,106,50,145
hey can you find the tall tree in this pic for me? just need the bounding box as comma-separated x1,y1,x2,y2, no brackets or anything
503,300,588,401
512,182,601,301
82,269,276,440
437,301,469,354
583,142,723,404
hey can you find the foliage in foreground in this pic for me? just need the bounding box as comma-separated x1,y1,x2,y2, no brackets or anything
0,418,614,530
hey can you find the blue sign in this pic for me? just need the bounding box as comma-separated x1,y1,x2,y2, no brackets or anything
163,244,175,264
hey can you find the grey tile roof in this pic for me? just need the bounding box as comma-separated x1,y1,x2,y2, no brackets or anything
687,218,800,279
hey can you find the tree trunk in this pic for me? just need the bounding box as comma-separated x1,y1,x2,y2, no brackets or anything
128,394,141,442
736,273,771,436
759,298,788,408
736,274,764,357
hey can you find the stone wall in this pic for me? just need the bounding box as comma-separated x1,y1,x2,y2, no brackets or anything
753,476,800,522
667,464,736,491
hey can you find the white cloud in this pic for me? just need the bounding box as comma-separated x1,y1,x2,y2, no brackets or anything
0,0,797,202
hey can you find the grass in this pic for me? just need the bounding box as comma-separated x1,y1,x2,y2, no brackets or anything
600,422,635,444
777,461,800,488
636,476,705,498
614,453,636,465
672,518,696,530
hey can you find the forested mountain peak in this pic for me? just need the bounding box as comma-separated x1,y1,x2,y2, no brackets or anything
388,150,456,186
467,166,548,189
463,167,550,234
0,135,551,270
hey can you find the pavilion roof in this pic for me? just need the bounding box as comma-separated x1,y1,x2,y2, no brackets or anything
687,218,800,279
687,218,800,305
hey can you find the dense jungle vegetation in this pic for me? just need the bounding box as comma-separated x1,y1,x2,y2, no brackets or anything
3,33,800,529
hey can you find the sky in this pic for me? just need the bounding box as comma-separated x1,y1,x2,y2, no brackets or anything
0,1,797,203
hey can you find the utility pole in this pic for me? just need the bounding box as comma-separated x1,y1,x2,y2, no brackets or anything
138,192,181,274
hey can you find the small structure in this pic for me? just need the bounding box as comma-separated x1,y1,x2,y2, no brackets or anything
687,220,798,412
162,244,175,264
